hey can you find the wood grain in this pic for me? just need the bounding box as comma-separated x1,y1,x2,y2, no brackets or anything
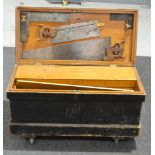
15,65,136,80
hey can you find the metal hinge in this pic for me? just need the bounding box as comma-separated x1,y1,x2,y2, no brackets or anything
110,64,117,67
46,0,82,6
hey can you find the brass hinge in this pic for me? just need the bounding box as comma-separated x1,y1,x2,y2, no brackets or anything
110,64,117,67
63,0,68,6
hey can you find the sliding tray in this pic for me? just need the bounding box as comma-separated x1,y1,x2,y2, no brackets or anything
7,7,145,144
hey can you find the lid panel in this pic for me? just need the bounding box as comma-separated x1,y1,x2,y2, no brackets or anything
16,7,138,66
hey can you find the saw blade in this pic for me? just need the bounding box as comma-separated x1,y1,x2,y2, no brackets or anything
23,37,111,60
51,21,100,43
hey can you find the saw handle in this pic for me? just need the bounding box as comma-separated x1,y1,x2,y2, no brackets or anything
39,26,57,40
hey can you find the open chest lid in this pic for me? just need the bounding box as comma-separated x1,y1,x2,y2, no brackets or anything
16,7,138,66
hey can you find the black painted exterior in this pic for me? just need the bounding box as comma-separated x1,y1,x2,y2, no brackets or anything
10,125,139,137
7,92,145,137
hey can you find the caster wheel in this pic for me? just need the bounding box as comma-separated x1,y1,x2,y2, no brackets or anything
114,138,119,143
29,138,35,144
113,137,123,143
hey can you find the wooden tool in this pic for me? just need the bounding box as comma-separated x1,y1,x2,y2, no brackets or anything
16,79,134,92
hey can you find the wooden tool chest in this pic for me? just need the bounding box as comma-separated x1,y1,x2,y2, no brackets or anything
7,7,145,144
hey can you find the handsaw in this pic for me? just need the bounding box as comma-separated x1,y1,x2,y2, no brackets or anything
16,80,134,92
23,37,111,60
39,21,102,43
21,13,103,43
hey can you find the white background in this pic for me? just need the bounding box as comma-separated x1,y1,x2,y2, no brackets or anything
3,0,151,56
1,0,152,154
